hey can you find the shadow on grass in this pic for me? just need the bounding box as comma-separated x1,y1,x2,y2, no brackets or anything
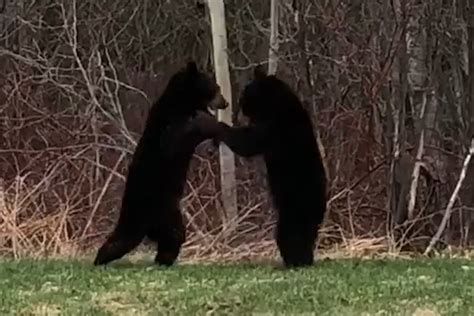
87,256,377,272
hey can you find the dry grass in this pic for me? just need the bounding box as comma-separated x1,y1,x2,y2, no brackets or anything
0,181,397,262
1,167,472,263
0,176,81,258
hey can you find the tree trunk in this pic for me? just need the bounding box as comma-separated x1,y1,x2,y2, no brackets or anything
405,1,428,222
206,0,238,232
390,0,410,227
268,0,279,75
462,0,474,245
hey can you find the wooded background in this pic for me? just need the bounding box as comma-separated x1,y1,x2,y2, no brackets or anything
1,0,473,258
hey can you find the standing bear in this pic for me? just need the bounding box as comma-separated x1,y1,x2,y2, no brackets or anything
200,66,327,267
94,61,228,266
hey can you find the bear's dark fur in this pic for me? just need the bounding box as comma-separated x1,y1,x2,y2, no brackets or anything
205,66,327,267
94,62,227,266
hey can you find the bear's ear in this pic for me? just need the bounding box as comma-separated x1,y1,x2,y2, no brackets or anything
253,65,267,79
186,61,198,74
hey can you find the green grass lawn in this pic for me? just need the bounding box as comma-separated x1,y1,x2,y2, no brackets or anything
0,257,472,315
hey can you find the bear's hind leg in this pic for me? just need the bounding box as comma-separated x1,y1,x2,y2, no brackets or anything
275,215,316,268
154,206,185,266
93,215,147,266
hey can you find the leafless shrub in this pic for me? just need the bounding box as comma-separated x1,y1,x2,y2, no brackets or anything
0,0,472,260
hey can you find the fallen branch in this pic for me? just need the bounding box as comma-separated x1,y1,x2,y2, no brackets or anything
424,138,474,255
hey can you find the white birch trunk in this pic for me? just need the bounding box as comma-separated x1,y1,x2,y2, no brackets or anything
206,0,238,230
406,3,428,221
268,0,279,75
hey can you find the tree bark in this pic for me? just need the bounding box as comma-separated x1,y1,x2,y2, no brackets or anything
462,0,474,244
206,0,238,232
268,0,279,75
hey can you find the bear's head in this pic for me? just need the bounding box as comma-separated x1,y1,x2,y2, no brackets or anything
166,61,228,114
238,65,296,123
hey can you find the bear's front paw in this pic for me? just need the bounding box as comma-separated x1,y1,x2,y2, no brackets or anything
194,111,221,137
212,136,220,147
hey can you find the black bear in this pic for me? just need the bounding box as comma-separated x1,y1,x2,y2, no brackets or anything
200,66,327,267
94,61,228,266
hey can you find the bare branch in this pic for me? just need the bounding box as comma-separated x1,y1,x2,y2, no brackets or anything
424,138,474,255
